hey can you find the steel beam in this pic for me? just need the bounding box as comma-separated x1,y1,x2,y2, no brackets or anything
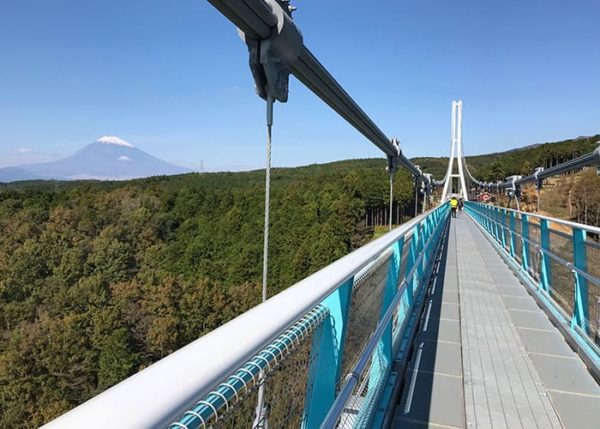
207,0,426,180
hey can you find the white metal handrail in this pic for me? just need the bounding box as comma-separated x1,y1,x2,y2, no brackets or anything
42,208,438,429
485,203,600,236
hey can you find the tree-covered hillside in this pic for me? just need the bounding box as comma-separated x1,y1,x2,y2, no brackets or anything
413,134,600,181
0,159,415,427
1,133,599,426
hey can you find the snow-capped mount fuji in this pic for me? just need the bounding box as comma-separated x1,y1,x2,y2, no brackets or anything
0,136,191,182
96,135,135,147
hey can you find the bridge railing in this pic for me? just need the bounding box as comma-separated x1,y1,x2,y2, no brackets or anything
44,204,450,429
465,202,600,370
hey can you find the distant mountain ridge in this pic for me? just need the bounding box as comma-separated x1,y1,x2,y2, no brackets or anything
0,166,41,183
0,136,190,182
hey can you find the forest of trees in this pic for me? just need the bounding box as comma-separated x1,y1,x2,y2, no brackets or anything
0,159,415,427
1,135,599,426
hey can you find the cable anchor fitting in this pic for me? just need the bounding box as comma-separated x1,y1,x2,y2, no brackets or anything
238,0,303,103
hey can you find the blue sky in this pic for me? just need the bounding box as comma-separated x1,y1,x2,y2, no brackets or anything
1,0,599,171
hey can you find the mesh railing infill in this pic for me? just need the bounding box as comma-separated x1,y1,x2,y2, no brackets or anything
527,222,541,280
547,229,575,318
338,253,390,392
335,341,389,429
585,239,600,345
170,305,328,429
514,216,523,263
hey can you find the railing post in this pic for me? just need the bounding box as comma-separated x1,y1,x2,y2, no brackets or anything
483,205,490,231
571,228,589,334
509,211,516,258
303,277,353,428
493,207,501,243
539,219,551,292
519,214,530,272
500,208,507,249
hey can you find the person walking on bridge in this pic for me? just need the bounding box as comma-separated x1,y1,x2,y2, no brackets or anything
450,196,458,218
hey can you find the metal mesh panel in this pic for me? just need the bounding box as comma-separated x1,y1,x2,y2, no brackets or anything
339,254,390,391
584,239,600,346
587,282,600,347
170,307,327,429
586,238,600,280
394,239,412,351
514,216,523,263
262,332,317,428
213,333,317,429
527,222,541,281
335,347,388,429
214,390,258,428
548,229,574,318
499,213,510,253
399,234,413,282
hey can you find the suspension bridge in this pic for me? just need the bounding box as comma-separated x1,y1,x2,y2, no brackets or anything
44,1,599,428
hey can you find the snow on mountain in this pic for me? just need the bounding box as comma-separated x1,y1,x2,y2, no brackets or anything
96,136,134,147
0,137,191,182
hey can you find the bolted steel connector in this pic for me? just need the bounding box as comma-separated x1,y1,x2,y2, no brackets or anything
239,0,303,103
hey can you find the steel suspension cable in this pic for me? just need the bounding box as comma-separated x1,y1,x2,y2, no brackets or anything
254,94,274,429
389,170,394,231
262,95,273,304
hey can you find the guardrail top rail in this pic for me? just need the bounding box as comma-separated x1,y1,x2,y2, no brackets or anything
465,202,600,372
44,204,450,429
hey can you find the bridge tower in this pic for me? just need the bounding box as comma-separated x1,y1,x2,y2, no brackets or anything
441,100,469,201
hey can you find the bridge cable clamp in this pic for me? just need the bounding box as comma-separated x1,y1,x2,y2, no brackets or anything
238,0,303,102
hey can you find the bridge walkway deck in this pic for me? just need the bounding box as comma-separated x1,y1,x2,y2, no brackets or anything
392,213,600,429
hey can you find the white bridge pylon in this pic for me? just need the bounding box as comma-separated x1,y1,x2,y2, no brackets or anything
441,100,469,201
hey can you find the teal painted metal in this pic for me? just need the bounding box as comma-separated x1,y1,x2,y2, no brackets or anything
539,219,551,292
303,278,353,428
509,211,516,258
572,228,589,334
500,208,507,249
173,306,329,429
404,226,420,305
521,213,530,272
167,204,451,429
415,222,426,297
464,202,599,371
493,207,501,242
382,238,403,359
325,203,451,429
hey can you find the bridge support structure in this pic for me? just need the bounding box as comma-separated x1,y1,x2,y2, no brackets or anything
440,100,469,202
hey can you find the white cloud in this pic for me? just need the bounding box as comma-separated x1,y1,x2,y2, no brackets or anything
117,155,132,161
0,148,60,168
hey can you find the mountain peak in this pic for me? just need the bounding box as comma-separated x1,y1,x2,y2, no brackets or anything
96,136,134,148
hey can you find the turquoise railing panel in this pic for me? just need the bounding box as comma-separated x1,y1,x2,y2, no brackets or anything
465,202,600,369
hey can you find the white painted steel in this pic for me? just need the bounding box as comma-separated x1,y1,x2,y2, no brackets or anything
42,210,435,429
440,101,456,200
441,100,469,201
207,0,427,181
455,101,469,201
490,205,600,235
